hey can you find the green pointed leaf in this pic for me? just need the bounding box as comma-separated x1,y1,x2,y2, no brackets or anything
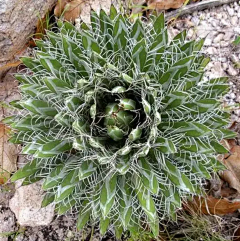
77,201,91,230
119,177,132,229
21,99,57,117
132,39,147,71
159,122,211,137
41,193,55,207
138,158,159,194
100,217,110,235
11,159,38,181
57,199,76,214
42,164,65,190
36,140,72,158
155,137,177,153
136,187,159,237
78,160,97,180
100,173,117,217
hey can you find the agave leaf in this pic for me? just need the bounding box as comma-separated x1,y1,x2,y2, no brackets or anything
56,199,76,215
11,116,53,131
138,158,159,194
162,91,189,110
119,177,132,229
77,201,91,230
172,30,187,43
78,160,97,180
155,137,177,154
20,84,51,98
99,9,113,50
55,112,73,127
152,13,165,35
159,121,211,137
159,56,194,85
11,159,38,181
165,160,194,193
21,99,57,117
136,187,159,237
65,96,83,112
41,193,55,207
62,35,91,76
22,175,44,186
44,77,72,94
82,31,101,54
100,217,110,235
214,129,237,139
210,141,229,154
55,185,75,202
100,173,117,217
90,10,100,35
42,164,65,190
37,52,66,78
132,39,147,71
110,5,117,20
179,138,213,154
116,155,130,175
36,140,72,158
113,14,128,52
131,19,144,42
21,57,44,73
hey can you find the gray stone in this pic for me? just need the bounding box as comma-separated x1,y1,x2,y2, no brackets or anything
222,12,228,19
227,6,234,16
231,54,239,64
230,92,236,99
222,62,229,71
195,24,212,38
227,65,238,76
213,33,224,43
206,47,217,55
221,19,230,27
204,38,212,46
0,0,56,66
191,16,199,25
210,61,226,78
220,41,229,47
223,30,234,41
9,181,55,227
231,16,238,26
186,28,195,39
216,13,222,19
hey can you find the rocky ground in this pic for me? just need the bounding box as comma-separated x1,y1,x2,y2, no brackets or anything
1,1,240,241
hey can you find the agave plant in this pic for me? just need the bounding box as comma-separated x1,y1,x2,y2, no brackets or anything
6,6,235,239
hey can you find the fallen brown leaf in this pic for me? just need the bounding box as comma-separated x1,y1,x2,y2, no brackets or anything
54,0,69,17
220,169,240,194
188,196,240,215
0,124,18,184
148,0,186,10
54,0,83,22
221,145,240,192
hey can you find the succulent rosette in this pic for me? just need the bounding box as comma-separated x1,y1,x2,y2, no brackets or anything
6,6,235,238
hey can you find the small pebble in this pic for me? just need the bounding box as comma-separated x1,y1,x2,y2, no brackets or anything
227,65,238,76
231,16,238,26
213,33,224,43
231,54,239,63
227,6,235,16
